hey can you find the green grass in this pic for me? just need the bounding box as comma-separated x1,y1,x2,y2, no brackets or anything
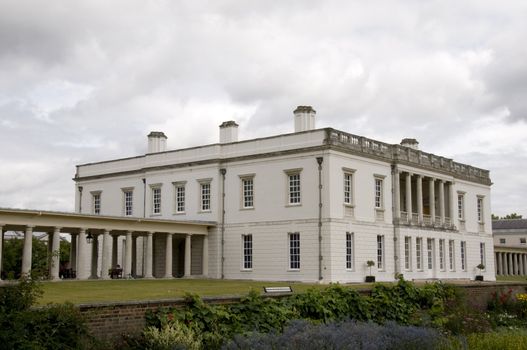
496,275,527,282
39,279,357,305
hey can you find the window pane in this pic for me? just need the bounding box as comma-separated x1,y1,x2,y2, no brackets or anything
289,174,301,204
289,233,300,269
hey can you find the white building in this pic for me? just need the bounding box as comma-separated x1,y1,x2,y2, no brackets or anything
71,106,494,282
493,219,527,276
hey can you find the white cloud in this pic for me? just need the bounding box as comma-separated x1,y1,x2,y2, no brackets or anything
0,0,526,216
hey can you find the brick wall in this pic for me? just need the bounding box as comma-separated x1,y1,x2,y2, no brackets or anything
79,283,527,342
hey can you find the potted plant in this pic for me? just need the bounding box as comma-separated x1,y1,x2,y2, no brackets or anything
475,263,485,281
365,260,376,282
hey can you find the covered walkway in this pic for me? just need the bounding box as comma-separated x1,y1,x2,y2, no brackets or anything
0,208,214,280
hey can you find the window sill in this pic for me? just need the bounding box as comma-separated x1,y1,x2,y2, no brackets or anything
286,203,302,208
150,214,162,217
198,210,212,214
287,269,301,272
346,268,355,272
344,203,355,208
375,208,385,212
240,207,255,211
173,212,186,215
240,269,253,272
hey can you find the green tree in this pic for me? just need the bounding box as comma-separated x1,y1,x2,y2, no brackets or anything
2,234,71,279
492,213,523,220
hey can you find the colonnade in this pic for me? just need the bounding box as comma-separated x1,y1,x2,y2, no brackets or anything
0,209,212,281
393,170,455,228
495,251,527,276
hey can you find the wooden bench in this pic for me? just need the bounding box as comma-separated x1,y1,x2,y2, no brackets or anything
263,286,293,294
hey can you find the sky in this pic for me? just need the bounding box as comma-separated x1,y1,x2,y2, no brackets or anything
0,0,526,217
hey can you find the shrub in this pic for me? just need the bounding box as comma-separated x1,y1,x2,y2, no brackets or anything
223,319,450,350
142,322,201,350
0,278,93,349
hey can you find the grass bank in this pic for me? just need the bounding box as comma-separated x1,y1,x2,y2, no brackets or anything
38,279,349,305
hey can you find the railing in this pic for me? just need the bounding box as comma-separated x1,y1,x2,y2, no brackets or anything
423,214,432,226
400,211,409,223
444,217,452,226
411,213,419,225
435,216,442,225
327,129,491,185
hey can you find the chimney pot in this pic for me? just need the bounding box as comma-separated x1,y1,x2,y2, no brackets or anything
219,120,239,143
400,138,419,150
147,131,167,153
294,105,316,132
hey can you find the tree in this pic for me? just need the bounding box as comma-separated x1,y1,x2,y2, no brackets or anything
1,236,70,279
492,213,523,220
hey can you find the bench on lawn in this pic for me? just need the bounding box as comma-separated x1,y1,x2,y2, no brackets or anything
263,286,293,294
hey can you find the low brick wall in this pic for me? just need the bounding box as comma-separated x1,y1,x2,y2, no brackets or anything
79,282,527,342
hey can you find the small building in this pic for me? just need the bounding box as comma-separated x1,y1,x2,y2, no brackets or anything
493,219,527,276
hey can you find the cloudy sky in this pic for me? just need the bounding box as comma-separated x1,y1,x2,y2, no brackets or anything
0,1,526,217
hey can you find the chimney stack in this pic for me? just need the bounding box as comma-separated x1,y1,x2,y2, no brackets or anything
219,121,239,143
400,138,419,150
147,131,167,153
294,106,316,132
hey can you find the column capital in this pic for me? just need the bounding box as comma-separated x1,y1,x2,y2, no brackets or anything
26,225,35,230
54,226,62,231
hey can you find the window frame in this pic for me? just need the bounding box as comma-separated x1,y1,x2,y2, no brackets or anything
460,241,467,271
122,187,134,216
427,238,434,270
288,232,301,270
171,181,186,214
377,235,385,271
404,236,411,271
374,176,385,210
439,239,445,271
346,231,354,270
480,242,486,269
343,168,356,206
416,237,423,270
239,174,255,210
285,169,302,206
448,239,455,271
477,196,484,223
457,191,465,221
91,191,102,215
198,179,212,212
242,234,253,270
149,184,162,215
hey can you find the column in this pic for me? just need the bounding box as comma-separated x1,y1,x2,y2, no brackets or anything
21,226,34,277
504,253,509,275
124,231,133,278
77,228,88,279
520,253,525,276
524,254,527,276
101,230,112,280
165,233,173,278
184,234,192,277
509,253,514,275
394,170,401,220
416,175,423,224
144,232,153,278
429,178,436,224
448,182,455,225
90,234,99,278
496,252,502,275
439,180,445,225
202,235,209,277
50,227,61,280
112,235,119,268
132,236,137,276
0,225,4,280
70,234,77,271
405,172,412,223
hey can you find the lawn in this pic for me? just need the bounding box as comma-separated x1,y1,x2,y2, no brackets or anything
496,275,527,282
38,279,349,305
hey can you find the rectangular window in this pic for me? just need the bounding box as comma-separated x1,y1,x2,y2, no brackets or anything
449,240,455,270
460,241,467,271
457,193,465,220
480,242,485,267
92,193,101,215
521,238,526,244
289,232,300,270
176,184,185,213
200,182,211,211
242,178,254,208
477,196,484,222
404,236,411,270
377,235,384,270
152,187,162,214
346,232,354,270
439,239,445,270
288,173,301,205
124,190,133,216
499,238,506,244
344,173,353,205
242,234,253,270
374,178,383,209
416,238,422,270
427,238,434,270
